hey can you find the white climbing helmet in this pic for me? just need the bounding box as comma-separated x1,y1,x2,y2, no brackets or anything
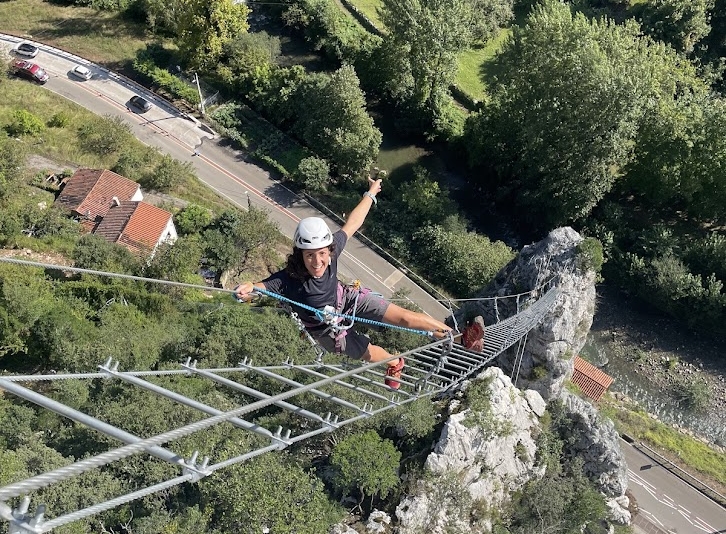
294,217,333,249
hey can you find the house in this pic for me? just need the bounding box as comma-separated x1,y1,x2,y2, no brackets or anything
55,169,143,229
93,200,177,255
572,356,614,402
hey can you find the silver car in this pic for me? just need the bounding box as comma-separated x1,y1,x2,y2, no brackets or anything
15,42,39,58
71,65,93,80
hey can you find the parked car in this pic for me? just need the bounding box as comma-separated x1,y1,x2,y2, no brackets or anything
14,42,39,58
70,64,93,80
129,95,152,113
11,60,49,84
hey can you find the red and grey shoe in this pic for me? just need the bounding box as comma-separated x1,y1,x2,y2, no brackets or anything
384,357,405,390
462,319,485,352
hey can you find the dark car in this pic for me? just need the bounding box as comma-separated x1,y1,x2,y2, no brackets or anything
129,95,152,113
11,59,49,84
15,42,39,58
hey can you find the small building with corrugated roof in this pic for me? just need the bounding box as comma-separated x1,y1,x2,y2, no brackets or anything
572,356,614,402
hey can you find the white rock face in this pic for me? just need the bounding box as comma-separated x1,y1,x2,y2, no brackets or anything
455,227,597,400
329,524,358,534
606,496,631,525
396,368,545,534
365,510,391,533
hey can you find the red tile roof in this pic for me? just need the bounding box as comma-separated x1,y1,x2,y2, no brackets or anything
55,169,140,221
94,201,172,255
572,356,614,402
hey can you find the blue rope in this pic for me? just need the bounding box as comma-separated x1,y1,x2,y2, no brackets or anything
244,287,437,338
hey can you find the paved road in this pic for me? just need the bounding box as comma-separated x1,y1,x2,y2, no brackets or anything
622,439,726,533
1,34,451,321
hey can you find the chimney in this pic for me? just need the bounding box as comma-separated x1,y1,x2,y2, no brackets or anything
112,196,120,207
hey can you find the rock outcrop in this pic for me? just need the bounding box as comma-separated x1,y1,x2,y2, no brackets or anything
396,368,545,534
454,227,597,400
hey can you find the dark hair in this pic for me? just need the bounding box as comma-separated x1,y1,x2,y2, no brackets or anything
286,244,336,281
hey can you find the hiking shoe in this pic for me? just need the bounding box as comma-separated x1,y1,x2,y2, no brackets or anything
384,357,405,389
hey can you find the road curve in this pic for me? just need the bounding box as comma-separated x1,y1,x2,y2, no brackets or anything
1,33,452,321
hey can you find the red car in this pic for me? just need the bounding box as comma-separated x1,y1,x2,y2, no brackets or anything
11,59,49,84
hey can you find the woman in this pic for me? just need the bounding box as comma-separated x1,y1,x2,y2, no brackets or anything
234,178,453,389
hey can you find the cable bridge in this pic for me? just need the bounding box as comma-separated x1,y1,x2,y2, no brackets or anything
0,272,559,533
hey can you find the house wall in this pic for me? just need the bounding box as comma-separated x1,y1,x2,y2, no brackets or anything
131,188,144,202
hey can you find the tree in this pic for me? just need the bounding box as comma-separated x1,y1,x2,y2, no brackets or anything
625,92,726,222
295,156,331,190
143,235,204,284
412,225,514,296
72,233,139,273
329,430,401,507
295,66,381,176
77,115,133,156
142,154,195,192
218,31,281,91
201,453,342,533
634,0,714,53
176,0,250,70
464,0,703,228
203,207,279,274
378,0,484,129
175,204,212,235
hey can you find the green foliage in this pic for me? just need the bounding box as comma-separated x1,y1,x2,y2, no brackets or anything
7,109,45,137
295,65,382,176
72,233,139,273
465,0,704,227
624,251,726,333
175,204,212,235
671,378,710,412
576,237,604,277
295,156,331,191
282,0,377,61
684,232,726,282
141,154,195,192
143,235,204,284
379,0,478,134
112,144,157,182
625,92,726,222
176,0,251,70
77,114,133,155
201,453,342,533
330,430,401,501
633,0,714,53
217,31,281,92
400,166,458,226
48,111,71,128
132,52,201,105
203,207,279,274
0,133,26,203
412,224,514,296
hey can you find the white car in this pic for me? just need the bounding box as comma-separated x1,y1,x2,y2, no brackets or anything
15,42,39,58
70,65,93,80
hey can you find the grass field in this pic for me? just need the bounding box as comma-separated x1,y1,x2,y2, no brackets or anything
0,0,151,67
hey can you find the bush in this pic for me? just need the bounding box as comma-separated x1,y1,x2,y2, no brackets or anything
672,379,709,412
175,204,212,235
132,54,200,105
77,115,133,155
576,237,604,278
295,156,330,190
330,430,401,503
7,109,44,137
47,111,71,128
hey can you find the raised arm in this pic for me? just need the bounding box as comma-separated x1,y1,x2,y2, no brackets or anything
341,178,382,239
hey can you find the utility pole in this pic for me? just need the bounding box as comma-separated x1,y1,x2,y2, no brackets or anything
193,73,205,116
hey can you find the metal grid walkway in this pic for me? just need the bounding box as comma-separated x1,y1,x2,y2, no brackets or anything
0,287,560,533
